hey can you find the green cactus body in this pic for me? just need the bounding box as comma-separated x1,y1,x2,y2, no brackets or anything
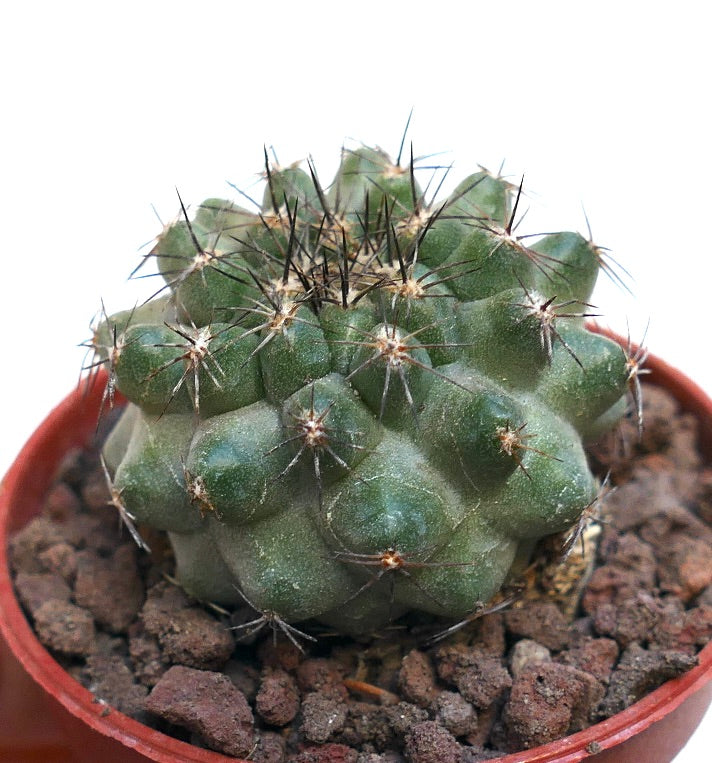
95,143,631,636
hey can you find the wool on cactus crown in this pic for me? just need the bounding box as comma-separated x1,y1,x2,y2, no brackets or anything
92,141,634,639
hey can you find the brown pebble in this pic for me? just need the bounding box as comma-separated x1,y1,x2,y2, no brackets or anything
654,529,712,601
258,634,304,672
354,753,403,763
674,605,712,654
300,691,348,743
145,665,254,758
82,654,147,717
461,747,506,761
74,545,144,632
668,420,704,477
296,658,347,699
14,572,71,616
599,643,698,717
33,599,96,656
465,702,498,750
141,581,234,670
606,465,680,532
61,512,120,554
8,516,66,574
471,612,507,657
451,655,512,710
608,532,657,590
383,702,429,737
698,468,712,524
128,621,168,687
155,608,234,670
404,720,461,763
644,597,686,652
432,642,470,684
504,601,570,651
92,631,126,658
502,662,604,751
252,730,286,763
632,387,677,453
37,542,78,583
583,563,650,614
592,592,661,648
256,668,301,726
289,742,358,763
556,637,618,685
397,649,439,707
699,585,712,607
640,501,712,546
569,615,595,641
224,658,261,703
141,579,192,624
43,482,82,520
433,690,478,737
339,701,394,749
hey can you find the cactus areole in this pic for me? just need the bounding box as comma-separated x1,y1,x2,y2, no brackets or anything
93,143,633,637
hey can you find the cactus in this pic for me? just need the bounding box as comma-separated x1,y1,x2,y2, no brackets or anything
93,141,633,638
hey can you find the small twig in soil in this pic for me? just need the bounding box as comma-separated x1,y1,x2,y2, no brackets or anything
342,678,400,706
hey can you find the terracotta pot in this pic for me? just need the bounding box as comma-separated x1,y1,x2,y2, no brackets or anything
1,339,711,762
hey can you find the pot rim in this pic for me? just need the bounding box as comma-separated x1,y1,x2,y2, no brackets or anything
1,333,711,763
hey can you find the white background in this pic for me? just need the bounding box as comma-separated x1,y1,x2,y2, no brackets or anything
0,2,709,759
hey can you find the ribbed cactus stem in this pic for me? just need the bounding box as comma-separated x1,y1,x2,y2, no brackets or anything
91,141,636,638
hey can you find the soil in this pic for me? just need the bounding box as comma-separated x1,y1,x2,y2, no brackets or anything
8,383,712,761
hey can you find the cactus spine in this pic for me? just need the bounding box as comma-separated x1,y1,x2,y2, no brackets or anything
94,141,631,637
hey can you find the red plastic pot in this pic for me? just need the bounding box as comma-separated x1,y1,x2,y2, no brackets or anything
1,338,711,762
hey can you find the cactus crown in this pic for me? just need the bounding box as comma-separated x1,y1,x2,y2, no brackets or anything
94,139,633,638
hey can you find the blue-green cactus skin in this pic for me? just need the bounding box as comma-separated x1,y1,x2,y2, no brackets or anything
96,144,630,636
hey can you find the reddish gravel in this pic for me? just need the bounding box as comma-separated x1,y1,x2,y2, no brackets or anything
144,665,255,758
9,382,712,759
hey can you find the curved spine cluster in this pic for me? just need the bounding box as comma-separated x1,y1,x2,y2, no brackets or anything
92,141,633,637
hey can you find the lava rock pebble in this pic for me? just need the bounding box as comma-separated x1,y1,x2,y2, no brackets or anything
145,665,255,757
